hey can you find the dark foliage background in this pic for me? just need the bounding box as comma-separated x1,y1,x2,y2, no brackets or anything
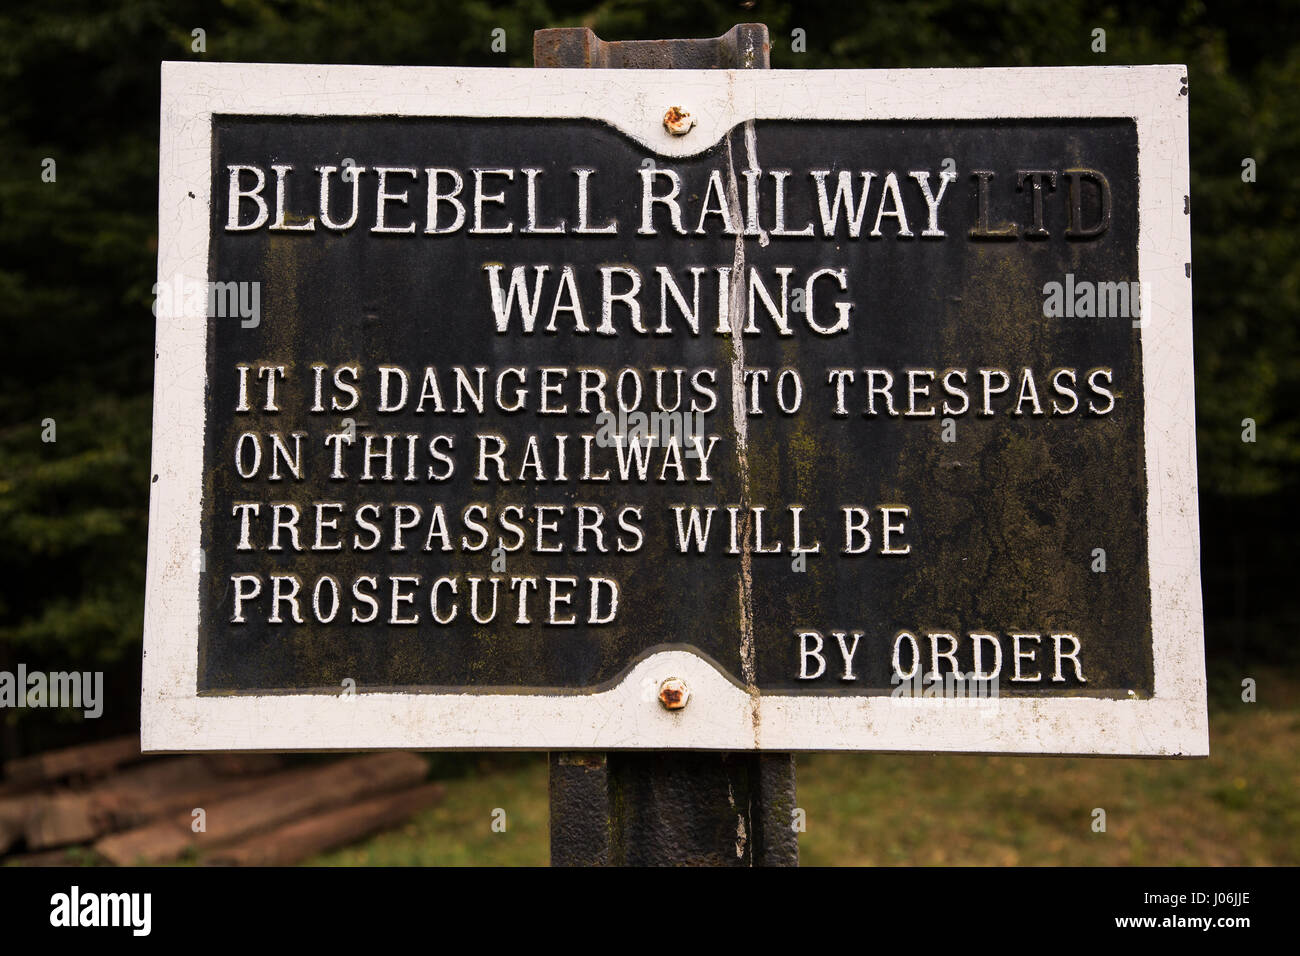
0,0,1295,756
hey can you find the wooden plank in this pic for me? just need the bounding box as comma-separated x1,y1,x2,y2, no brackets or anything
206,782,445,866
0,780,35,800
94,754,284,830
94,752,428,865
2,735,141,787
23,792,100,849
0,796,37,855
22,754,286,850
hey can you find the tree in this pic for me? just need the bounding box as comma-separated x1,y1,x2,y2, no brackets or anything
1,0,1296,751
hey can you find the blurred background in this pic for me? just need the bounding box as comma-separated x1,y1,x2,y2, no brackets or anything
0,0,1296,865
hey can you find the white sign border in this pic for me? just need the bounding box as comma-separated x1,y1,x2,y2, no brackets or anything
145,62,1206,755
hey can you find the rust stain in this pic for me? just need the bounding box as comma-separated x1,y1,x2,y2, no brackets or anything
658,677,689,710
663,106,695,136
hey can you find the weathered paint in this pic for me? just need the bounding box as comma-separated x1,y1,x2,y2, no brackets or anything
144,62,1204,755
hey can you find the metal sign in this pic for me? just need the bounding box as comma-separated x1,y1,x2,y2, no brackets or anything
144,62,1206,754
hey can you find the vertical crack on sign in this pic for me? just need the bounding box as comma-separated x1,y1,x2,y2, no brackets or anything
726,124,760,745
744,123,770,249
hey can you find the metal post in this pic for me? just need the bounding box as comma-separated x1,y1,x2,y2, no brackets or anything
538,23,798,867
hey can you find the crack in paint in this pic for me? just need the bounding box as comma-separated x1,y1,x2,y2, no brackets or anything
725,124,761,747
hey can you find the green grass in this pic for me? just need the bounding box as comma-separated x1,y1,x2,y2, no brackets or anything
309,756,549,866
305,665,1300,866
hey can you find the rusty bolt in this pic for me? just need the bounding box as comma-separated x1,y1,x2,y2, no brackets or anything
658,677,690,711
663,106,694,136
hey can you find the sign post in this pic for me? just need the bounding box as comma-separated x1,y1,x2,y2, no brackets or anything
539,24,797,869
144,27,1206,866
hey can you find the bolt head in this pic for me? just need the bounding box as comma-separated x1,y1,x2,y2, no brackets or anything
658,677,690,711
663,106,694,136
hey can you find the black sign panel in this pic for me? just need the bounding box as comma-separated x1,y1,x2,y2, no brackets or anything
199,115,1146,699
